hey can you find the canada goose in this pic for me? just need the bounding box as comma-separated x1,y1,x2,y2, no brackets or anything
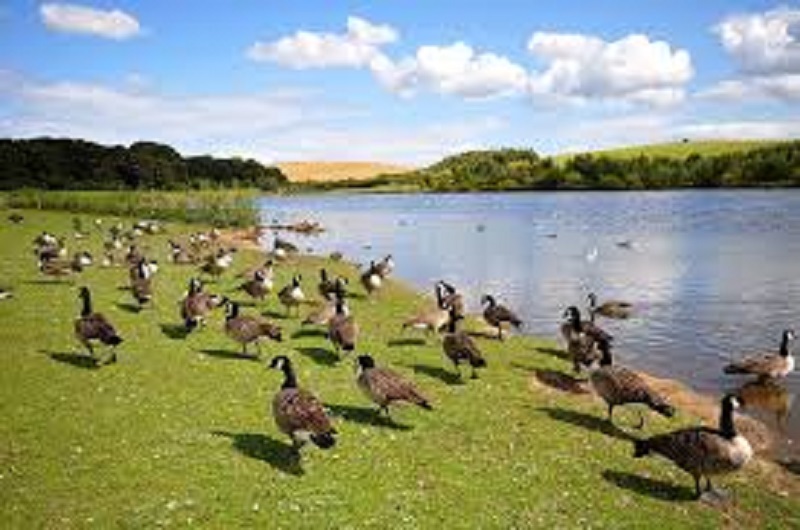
401,283,451,336
34,231,58,248
589,338,675,426
239,269,273,301
8,212,23,224
74,286,123,363
724,330,795,380
481,294,522,341
39,257,82,281
125,245,143,267
442,307,486,379
278,275,305,316
0,287,13,300
130,259,153,307
302,298,341,327
437,281,465,319
236,259,274,280
328,298,358,354
561,306,613,344
181,278,227,331
72,251,93,269
224,301,282,356
587,292,633,320
272,237,298,261
318,269,347,301
356,354,432,417
199,248,235,281
360,261,383,295
168,240,196,264
374,254,394,278
633,394,753,499
567,332,601,374
269,355,336,451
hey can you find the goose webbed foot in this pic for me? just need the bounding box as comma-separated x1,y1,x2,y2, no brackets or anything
634,410,645,430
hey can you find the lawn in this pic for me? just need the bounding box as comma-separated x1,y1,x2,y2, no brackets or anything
1,210,798,528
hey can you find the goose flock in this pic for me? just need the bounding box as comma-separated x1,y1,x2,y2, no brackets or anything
20,213,798,502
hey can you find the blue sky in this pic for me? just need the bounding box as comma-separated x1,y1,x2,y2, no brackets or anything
1,1,799,164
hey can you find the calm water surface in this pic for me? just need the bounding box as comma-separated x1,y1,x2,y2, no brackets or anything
258,190,800,458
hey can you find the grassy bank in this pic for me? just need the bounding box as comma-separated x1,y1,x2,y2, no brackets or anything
1,189,260,227
555,139,783,164
1,210,798,528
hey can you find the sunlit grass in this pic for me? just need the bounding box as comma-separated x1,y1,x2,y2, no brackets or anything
0,210,798,528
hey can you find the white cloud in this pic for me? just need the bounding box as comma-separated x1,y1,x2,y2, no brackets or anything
715,7,800,75
247,16,397,68
526,32,693,105
707,7,800,103
0,71,502,164
371,42,528,99
40,2,140,40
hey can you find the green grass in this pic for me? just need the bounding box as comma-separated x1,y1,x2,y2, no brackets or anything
1,189,259,227
1,210,798,528
555,139,784,164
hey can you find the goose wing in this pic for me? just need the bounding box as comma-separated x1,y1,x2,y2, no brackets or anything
724,352,782,375
275,388,333,434
365,368,427,405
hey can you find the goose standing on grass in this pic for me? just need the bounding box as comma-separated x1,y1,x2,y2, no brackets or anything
39,257,82,281
239,269,273,302
130,259,153,308
356,354,432,418
561,306,613,345
318,269,347,301
272,237,298,261
0,286,13,300
181,278,227,331
481,294,522,340
278,275,305,316
269,355,336,451
587,292,633,320
401,282,451,337
328,298,358,354
360,261,383,296
442,306,487,379
8,212,23,224
302,300,338,327
724,329,795,380
224,301,282,357
75,286,123,364
168,240,196,264
589,337,675,427
199,248,235,282
437,281,465,319
374,254,395,278
633,394,753,499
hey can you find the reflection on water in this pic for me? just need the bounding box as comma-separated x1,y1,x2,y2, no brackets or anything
258,190,800,457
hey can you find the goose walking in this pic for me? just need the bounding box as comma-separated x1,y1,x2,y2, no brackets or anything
442,307,486,379
481,294,522,341
587,292,633,320
328,298,358,354
633,394,752,499
356,354,432,418
74,287,123,364
224,301,283,357
278,275,305,316
269,355,336,451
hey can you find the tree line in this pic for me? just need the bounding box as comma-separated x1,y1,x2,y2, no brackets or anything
0,138,287,191
405,142,800,192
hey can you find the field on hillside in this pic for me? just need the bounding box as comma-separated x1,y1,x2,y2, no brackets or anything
555,140,783,163
278,161,412,182
1,210,799,528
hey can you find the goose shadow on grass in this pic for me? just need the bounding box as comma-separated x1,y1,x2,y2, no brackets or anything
159,323,190,340
537,406,634,441
115,302,141,314
40,349,99,370
295,346,339,366
262,309,289,320
291,328,328,340
387,337,428,348
601,469,696,502
198,348,260,362
533,369,591,395
24,279,72,286
211,430,303,476
406,363,464,386
325,404,411,431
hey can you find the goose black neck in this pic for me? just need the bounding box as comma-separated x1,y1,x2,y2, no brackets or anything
227,303,239,320
780,333,791,357
719,399,736,439
281,363,297,389
599,343,612,367
80,291,92,317
571,310,583,332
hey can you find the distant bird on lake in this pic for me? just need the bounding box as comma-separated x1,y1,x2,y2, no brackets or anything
587,292,633,320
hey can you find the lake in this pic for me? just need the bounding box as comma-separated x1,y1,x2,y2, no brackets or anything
258,190,800,458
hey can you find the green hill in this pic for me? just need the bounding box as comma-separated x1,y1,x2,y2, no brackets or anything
555,139,785,164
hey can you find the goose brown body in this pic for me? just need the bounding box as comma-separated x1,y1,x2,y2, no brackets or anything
442,309,486,378
724,330,795,379
278,275,305,315
328,300,358,353
356,355,432,413
74,287,123,362
224,302,282,356
481,294,522,340
270,356,336,450
633,394,752,498
588,292,633,320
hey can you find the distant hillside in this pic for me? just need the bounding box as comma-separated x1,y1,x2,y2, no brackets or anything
278,161,413,182
555,139,784,163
